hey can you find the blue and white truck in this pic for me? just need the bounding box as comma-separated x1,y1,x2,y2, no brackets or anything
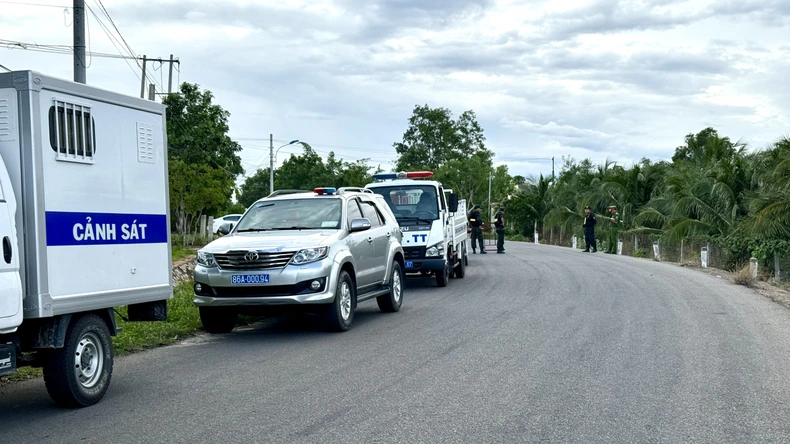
365,171,468,287
0,71,172,407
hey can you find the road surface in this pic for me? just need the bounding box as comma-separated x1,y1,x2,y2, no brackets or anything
3,241,790,443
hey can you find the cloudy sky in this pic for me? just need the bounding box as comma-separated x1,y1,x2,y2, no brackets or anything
2,0,789,179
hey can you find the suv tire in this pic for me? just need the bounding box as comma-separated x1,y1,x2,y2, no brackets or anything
325,271,355,332
377,261,404,313
199,307,237,334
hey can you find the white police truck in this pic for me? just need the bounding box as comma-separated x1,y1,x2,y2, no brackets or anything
365,171,468,287
0,71,172,407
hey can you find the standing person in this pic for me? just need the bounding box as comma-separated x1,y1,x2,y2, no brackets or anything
582,205,597,253
468,204,486,254
605,205,622,254
494,207,506,254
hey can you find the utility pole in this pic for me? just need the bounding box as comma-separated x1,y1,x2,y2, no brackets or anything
140,55,147,98
167,54,174,93
138,55,179,97
148,84,155,101
73,0,86,84
269,134,275,193
552,156,555,182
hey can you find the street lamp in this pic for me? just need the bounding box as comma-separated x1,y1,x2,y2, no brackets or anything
269,137,301,193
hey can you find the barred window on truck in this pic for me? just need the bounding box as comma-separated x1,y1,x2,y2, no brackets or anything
48,100,96,163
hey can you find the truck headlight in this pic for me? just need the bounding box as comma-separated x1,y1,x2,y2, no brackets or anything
425,243,444,257
197,250,217,268
290,247,329,265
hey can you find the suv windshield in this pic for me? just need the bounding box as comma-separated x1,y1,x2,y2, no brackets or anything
370,186,439,220
235,198,342,231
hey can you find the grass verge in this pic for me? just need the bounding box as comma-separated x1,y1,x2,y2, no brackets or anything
172,245,196,262
112,282,202,355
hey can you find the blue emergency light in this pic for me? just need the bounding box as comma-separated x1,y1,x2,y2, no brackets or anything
314,187,337,195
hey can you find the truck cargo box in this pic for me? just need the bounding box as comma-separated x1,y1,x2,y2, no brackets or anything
0,70,172,321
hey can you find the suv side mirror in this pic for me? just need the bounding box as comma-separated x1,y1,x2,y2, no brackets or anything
448,193,459,213
218,222,234,235
349,218,372,233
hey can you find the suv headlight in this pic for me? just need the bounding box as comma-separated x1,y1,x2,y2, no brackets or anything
197,250,217,268
290,247,329,265
425,243,445,257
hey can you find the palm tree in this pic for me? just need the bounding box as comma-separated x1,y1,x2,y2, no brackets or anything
745,137,790,238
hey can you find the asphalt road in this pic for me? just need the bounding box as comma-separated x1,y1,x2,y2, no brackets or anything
3,241,790,443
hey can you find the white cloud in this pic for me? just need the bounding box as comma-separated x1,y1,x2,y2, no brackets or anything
1,0,788,179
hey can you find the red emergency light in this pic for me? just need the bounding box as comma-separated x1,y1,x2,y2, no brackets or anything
401,171,433,179
373,171,434,180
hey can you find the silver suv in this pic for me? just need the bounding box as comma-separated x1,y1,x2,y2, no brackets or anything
193,187,406,333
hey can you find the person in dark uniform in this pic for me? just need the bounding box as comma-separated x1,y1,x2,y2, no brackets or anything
468,204,486,254
582,205,597,253
494,207,505,254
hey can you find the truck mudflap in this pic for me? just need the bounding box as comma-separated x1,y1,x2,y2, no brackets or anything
0,342,17,377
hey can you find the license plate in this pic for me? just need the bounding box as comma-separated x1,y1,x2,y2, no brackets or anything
231,274,270,285
405,261,414,269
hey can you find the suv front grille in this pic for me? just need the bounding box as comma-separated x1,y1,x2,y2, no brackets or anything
214,251,295,270
404,247,426,259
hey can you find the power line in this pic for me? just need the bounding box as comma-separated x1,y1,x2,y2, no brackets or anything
0,38,137,59
84,2,164,93
94,0,137,66
82,5,143,84
0,0,70,8
236,137,398,155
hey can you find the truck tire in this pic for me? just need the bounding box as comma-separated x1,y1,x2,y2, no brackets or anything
436,258,450,287
454,247,466,278
324,271,355,332
377,261,404,313
43,314,113,408
199,307,237,334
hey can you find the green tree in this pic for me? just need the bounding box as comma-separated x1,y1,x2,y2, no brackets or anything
237,168,272,208
237,146,375,206
164,83,244,175
163,83,244,231
169,160,229,245
745,137,790,238
394,105,493,171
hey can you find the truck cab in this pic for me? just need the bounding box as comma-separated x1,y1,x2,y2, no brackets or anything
365,171,468,287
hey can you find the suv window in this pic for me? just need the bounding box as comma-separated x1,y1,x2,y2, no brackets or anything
346,199,363,228
360,200,384,227
235,198,342,231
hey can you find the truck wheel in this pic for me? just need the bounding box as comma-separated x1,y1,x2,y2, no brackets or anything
436,258,450,287
454,248,466,278
43,314,113,408
377,261,404,313
199,307,237,334
324,271,355,332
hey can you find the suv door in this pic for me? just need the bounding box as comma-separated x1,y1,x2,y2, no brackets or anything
359,198,389,284
346,198,377,289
